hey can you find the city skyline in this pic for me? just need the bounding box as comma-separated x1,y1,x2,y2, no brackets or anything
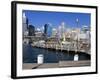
23,10,91,31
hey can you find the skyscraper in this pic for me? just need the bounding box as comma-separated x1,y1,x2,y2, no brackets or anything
61,22,66,41
47,23,52,37
26,18,29,29
44,24,48,37
28,25,35,36
23,13,29,36
52,28,57,37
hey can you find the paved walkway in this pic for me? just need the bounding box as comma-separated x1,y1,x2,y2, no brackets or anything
23,60,90,69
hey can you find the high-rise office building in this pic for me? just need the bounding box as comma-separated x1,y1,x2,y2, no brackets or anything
47,23,52,37
28,25,35,36
23,13,29,36
26,18,29,29
44,24,48,37
52,28,57,37
61,22,66,41
82,25,89,33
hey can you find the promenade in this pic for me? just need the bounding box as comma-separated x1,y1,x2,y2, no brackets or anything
23,60,90,69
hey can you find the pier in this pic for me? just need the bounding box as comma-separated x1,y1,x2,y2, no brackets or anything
23,35,90,55
31,41,90,55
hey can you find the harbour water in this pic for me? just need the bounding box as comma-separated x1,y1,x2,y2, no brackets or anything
23,44,90,63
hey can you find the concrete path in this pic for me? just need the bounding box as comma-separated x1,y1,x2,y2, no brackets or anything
23,60,90,69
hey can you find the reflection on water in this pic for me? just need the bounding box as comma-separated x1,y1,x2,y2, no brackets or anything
23,44,90,63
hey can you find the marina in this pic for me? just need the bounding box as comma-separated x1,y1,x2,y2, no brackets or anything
22,10,91,69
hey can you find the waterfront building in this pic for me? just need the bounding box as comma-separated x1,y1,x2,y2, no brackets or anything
52,28,57,38
71,28,81,40
65,28,72,39
82,25,90,33
35,31,43,37
80,26,90,43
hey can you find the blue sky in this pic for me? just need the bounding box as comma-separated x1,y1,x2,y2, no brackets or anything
23,10,91,29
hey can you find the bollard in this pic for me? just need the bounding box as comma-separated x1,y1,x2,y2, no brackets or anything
74,54,79,61
37,54,44,64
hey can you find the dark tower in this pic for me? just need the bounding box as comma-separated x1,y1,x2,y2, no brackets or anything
28,25,35,36
44,24,48,37
26,18,29,29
